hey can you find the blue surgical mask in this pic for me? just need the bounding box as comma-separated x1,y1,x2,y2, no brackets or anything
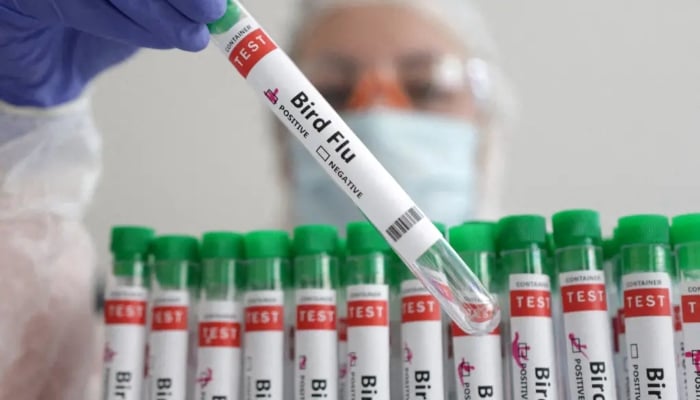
288,109,479,230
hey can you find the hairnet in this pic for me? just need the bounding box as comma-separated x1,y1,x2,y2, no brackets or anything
284,0,517,220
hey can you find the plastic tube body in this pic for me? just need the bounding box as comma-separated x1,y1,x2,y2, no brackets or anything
103,261,149,400
451,251,503,400
678,243,700,400
149,261,191,400
243,258,288,400
195,259,243,400
294,254,339,400
345,252,391,400
207,2,497,334
621,244,678,398
338,285,349,400
502,247,558,399
556,245,617,399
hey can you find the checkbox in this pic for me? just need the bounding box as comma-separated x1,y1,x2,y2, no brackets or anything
316,146,330,161
630,344,639,359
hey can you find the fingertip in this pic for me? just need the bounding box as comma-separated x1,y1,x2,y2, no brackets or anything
178,24,210,52
208,0,228,22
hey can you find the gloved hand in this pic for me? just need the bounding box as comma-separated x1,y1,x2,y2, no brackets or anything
0,0,227,107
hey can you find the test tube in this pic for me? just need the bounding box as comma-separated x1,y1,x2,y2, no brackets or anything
149,235,199,400
449,222,504,400
551,210,617,399
612,227,631,400
103,226,154,400
337,238,349,400
618,215,678,398
292,225,340,400
242,230,291,400
195,232,245,399
399,224,446,400
345,222,392,400
672,213,700,400
498,215,558,399
206,0,498,334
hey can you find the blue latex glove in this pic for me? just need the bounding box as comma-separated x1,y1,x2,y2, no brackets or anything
0,0,226,107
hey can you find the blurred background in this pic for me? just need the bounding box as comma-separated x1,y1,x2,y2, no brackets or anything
87,0,700,267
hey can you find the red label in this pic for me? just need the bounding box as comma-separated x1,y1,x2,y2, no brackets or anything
245,305,284,331
612,316,620,353
561,284,608,313
674,305,683,331
510,290,552,317
297,304,336,330
624,288,671,318
104,300,147,325
618,309,626,334
338,318,348,341
401,295,440,323
152,306,188,331
682,294,700,323
348,300,388,327
199,322,241,347
229,28,277,78
451,321,500,337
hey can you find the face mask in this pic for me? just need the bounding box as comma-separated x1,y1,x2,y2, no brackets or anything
288,109,479,230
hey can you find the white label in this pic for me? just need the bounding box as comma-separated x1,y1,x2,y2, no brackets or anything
559,270,617,399
295,288,338,400
622,272,677,399
339,318,348,400
508,274,557,400
103,286,149,400
682,282,700,400
209,13,441,263
346,284,390,400
149,290,190,400
400,279,444,400
452,321,503,400
617,308,631,400
244,290,285,400
195,300,242,400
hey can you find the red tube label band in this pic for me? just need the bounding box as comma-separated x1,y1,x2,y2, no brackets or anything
510,289,552,317
296,304,337,330
228,28,277,77
105,300,147,325
245,305,284,331
683,294,700,323
561,283,607,313
348,300,389,327
451,321,500,337
198,321,241,347
623,288,671,318
151,306,188,331
401,294,441,322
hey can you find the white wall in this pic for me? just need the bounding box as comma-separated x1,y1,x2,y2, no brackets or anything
86,0,700,264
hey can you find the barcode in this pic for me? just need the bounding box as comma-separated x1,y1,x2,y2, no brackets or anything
386,207,424,242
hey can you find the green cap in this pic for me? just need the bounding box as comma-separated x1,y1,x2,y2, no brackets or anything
152,235,199,287
671,214,700,246
207,0,241,34
449,223,496,253
110,226,155,261
602,238,617,260
201,232,245,259
616,214,669,246
552,209,602,248
245,230,291,259
293,225,338,256
346,222,390,255
497,215,547,251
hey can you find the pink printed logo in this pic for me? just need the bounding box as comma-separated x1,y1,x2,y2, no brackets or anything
512,331,530,369
339,362,348,378
457,358,476,386
299,355,307,370
685,350,700,372
103,343,116,363
403,343,413,364
348,352,358,367
568,333,589,360
264,88,279,104
197,368,213,388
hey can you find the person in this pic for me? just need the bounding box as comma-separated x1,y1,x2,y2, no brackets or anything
281,0,511,231
0,0,511,398
0,0,226,398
